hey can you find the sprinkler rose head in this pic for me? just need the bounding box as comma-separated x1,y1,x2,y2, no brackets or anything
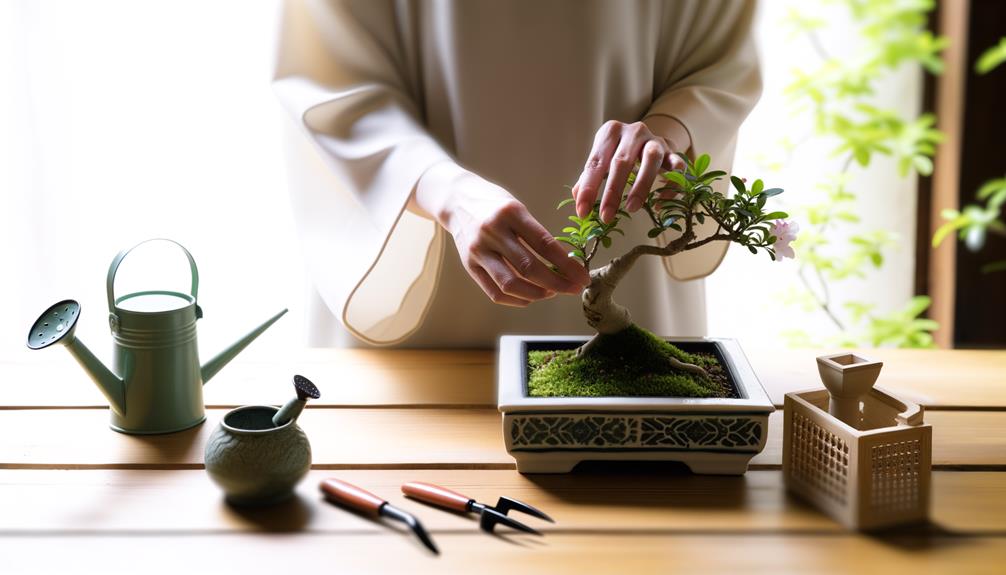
293,375,321,401
272,375,321,427
27,300,81,350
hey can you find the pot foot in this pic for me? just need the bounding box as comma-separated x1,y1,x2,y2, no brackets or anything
513,453,581,474
683,453,754,476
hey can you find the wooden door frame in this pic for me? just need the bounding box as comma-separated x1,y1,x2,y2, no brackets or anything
926,0,969,348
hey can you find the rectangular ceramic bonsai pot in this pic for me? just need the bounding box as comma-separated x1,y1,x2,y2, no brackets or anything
497,335,775,475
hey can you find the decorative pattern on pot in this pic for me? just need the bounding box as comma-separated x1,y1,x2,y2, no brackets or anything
508,414,765,451
205,405,312,506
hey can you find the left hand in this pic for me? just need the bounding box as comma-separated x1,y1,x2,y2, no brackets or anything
572,120,687,223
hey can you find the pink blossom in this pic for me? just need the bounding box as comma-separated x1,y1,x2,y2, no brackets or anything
770,220,799,260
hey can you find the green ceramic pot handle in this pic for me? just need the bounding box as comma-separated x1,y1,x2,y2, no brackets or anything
106,238,200,314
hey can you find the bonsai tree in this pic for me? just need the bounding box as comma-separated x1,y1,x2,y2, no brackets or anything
531,153,795,397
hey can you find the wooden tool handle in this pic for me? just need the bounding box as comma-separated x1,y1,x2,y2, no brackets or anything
402,481,472,512
320,478,386,517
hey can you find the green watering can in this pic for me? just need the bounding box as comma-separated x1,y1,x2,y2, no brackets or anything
26,239,288,435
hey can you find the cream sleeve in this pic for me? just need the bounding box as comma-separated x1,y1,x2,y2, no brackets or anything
273,0,450,345
644,0,762,281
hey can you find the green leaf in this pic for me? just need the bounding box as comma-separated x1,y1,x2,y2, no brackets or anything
730,176,746,195
976,37,1006,74
664,171,687,187
694,154,710,175
600,236,612,248
747,245,757,254
854,148,870,167
667,223,682,232
647,228,663,238
751,179,764,195
909,295,933,316
562,226,578,234
695,213,706,224
932,216,966,247
981,260,1006,273
977,178,1006,200
912,155,934,176
763,211,789,220
556,197,576,210
761,188,784,197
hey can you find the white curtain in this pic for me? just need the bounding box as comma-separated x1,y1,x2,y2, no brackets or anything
2,0,922,357
2,0,301,360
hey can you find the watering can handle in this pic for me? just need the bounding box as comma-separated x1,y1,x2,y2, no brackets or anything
106,239,200,314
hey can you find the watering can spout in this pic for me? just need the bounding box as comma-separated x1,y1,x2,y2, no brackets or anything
201,308,288,385
69,338,127,416
26,300,127,416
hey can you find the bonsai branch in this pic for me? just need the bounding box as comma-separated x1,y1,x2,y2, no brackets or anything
554,153,793,379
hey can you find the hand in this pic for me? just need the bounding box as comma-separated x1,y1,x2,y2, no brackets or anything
572,119,689,223
414,163,591,307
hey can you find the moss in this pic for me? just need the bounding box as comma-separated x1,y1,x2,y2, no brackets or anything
526,324,733,398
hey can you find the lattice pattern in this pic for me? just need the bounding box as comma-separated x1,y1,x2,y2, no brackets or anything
509,414,764,451
869,439,922,515
788,411,849,505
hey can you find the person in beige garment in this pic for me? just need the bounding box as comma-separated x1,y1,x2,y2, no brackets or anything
274,0,761,348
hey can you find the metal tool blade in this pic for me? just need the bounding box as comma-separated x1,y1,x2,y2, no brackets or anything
493,496,555,523
381,503,440,554
478,507,542,536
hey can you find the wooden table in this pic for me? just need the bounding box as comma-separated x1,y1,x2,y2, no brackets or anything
2,348,1005,574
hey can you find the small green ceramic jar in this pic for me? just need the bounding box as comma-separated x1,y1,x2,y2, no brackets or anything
204,405,311,506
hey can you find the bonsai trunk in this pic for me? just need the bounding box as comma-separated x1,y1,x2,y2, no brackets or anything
581,252,639,336
577,246,707,378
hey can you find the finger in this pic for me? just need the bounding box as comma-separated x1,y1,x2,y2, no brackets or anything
657,151,688,198
508,211,591,289
625,139,667,213
480,253,554,301
666,151,687,172
600,127,645,223
493,233,577,294
469,264,532,307
575,122,620,218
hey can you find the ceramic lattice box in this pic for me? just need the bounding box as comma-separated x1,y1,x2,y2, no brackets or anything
783,386,932,530
497,335,775,474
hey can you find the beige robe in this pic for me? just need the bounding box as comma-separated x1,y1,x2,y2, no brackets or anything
274,0,761,348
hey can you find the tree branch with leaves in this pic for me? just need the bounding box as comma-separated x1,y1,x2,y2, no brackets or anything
933,37,1006,273
553,153,795,372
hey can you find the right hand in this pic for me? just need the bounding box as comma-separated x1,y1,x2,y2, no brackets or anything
414,164,590,307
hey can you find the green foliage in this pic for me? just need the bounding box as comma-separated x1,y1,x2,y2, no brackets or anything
836,296,939,348
976,37,1006,75
783,296,938,349
934,36,1006,273
555,153,786,267
776,0,944,347
554,198,629,266
934,177,1006,272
